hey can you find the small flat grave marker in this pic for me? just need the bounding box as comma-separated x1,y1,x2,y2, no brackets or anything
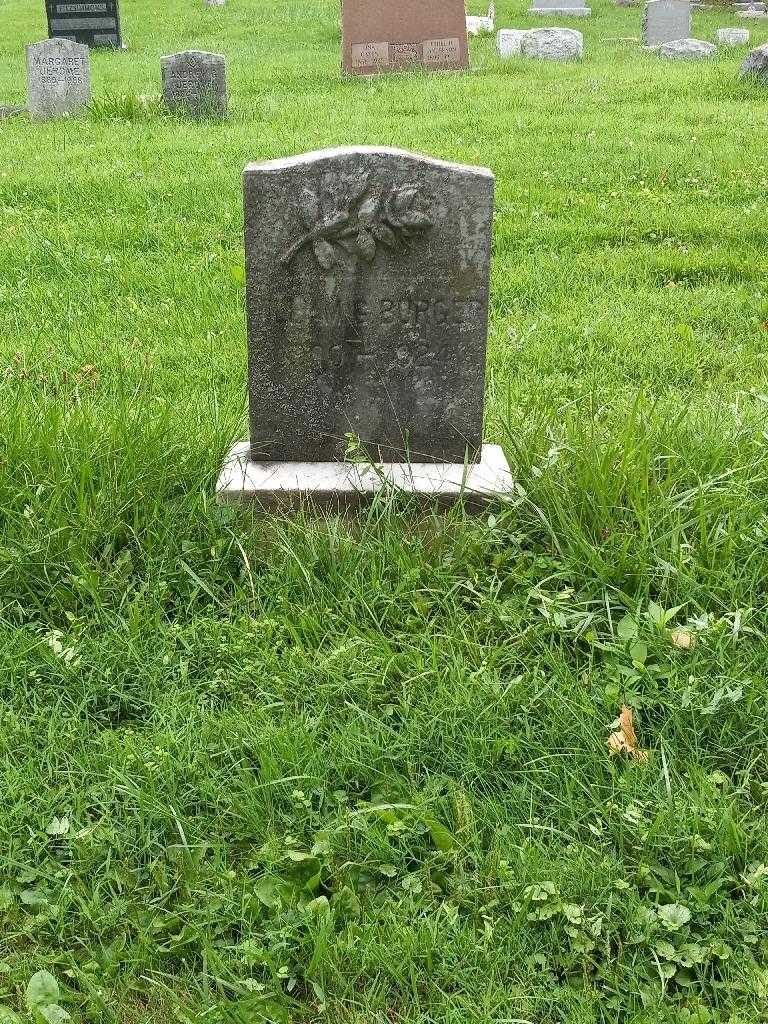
26,37,91,119
522,27,585,56
658,36,715,56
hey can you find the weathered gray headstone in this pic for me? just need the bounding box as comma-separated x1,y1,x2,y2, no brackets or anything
205,0,225,6
160,50,227,117
642,0,691,44
529,0,592,17
741,41,768,79
658,36,716,56
216,147,513,507
715,27,749,44
521,27,584,57
497,28,528,55
26,38,91,119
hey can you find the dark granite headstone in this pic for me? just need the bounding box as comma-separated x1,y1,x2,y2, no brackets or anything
45,0,122,48
242,147,494,465
161,51,227,118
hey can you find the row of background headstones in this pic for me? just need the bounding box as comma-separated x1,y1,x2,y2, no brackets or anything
42,0,766,53
522,0,763,46
26,41,227,119
23,0,767,120
41,0,768,52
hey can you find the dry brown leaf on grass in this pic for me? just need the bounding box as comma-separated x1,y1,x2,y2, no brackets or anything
607,706,648,761
670,628,696,650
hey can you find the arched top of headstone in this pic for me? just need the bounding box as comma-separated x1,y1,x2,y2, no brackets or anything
27,36,88,55
244,146,493,182
160,49,226,61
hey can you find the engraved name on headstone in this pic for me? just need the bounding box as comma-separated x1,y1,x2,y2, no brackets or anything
160,50,227,118
342,0,468,75
242,147,494,466
642,0,691,45
26,37,91,119
45,0,122,47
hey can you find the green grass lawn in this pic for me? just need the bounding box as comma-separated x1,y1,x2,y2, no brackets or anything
2,0,768,1021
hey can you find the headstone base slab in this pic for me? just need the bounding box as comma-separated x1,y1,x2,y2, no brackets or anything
528,7,592,15
216,442,514,510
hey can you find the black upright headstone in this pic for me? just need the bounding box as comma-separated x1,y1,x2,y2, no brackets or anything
45,0,122,48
